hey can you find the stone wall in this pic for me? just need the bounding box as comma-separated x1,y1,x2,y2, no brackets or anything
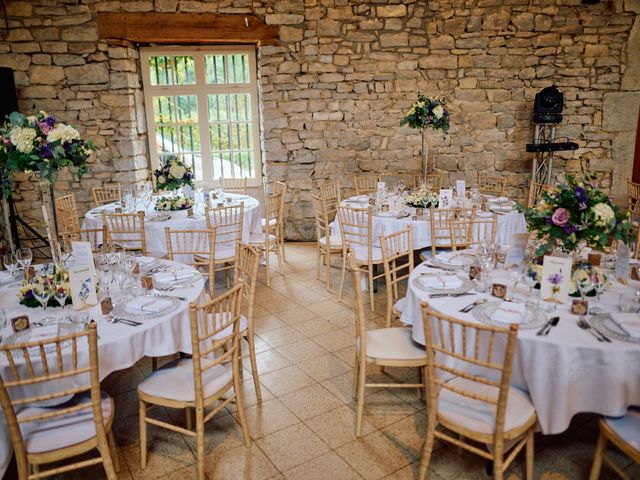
0,0,638,241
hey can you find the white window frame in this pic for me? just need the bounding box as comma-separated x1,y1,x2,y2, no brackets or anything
140,45,262,187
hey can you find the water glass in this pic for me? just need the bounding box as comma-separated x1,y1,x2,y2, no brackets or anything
3,254,19,280
54,282,69,319
16,248,32,271
619,291,640,313
33,282,53,319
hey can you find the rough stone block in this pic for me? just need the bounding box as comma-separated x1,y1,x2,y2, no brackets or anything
66,63,109,84
28,65,65,84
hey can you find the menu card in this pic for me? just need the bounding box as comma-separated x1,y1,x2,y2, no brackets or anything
456,180,466,199
540,256,573,304
439,188,453,209
504,233,529,268
615,242,631,284
69,265,98,310
71,241,96,274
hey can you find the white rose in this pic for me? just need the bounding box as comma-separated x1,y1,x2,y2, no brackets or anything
432,105,444,119
46,124,80,144
591,202,615,227
169,164,186,179
10,127,37,153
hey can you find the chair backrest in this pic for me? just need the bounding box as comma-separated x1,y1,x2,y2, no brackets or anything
233,243,260,322
527,181,553,209
429,207,477,255
220,177,247,195
165,228,216,297
449,215,497,251
0,323,112,480
628,180,640,214
55,193,80,234
265,190,283,225
312,195,335,245
92,184,122,208
61,227,108,254
380,226,414,309
337,205,373,261
205,203,244,251
189,283,244,405
319,180,341,203
354,174,379,195
101,211,147,255
414,173,443,191
420,304,519,448
478,174,505,196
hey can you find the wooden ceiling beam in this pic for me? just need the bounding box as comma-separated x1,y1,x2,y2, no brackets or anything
98,12,279,46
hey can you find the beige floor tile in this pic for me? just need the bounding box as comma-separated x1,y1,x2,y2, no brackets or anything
252,349,293,374
335,430,416,480
291,317,336,337
259,325,306,348
259,297,300,314
311,328,354,352
227,376,275,411
280,383,344,420
122,436,196,479
204,443,279,480
304,404,376,449
306,299,351,317
360,390,417,430
232,398,300,438
274,305,319,325
333,345,357,367
253,314,287,334
278,338,328,363
256,423,330,471
179,410,249,457
260,365,317,397
381,412,428,458
283,451,362,480
298,353,352,382
114,407,181,448
320,371,358,406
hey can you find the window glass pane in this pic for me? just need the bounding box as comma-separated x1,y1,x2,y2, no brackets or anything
149,55,195,86
228,54,249,83
230,93,251,121
205,55,227,84
173,56,196,85
209,124,230,152
231,123,252,150
207,94,228,122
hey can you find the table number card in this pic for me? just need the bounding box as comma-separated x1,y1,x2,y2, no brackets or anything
71,241,96,274
540,256,573,304
456,180,466,199
376,182,385,204
504,233,529,268
69,265,98,310
439,189,453,209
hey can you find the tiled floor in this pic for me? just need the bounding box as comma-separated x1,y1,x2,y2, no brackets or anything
9,242,638,479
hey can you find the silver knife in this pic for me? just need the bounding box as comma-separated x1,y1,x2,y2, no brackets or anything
429,292,476,298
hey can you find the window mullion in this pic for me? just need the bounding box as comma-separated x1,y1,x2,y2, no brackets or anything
195,53,212,185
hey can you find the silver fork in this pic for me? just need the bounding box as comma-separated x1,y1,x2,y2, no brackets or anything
577,317,610,342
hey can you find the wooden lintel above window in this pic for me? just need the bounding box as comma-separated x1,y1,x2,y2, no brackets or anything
98,12,279,46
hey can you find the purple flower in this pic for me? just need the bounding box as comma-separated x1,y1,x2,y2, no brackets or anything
551,208,569,227
562,224,576,235
38,144,53,158
548,273,563,285
574,185,588,205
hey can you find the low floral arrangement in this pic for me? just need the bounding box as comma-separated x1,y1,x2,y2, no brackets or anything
404,187,439,208
400,94,450,132
0,110,93,196
522,175,631,256
153,156,194,192
154,195,194,211
18,270,71,308
569,264,607,297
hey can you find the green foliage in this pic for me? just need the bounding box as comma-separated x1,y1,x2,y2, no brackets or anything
399,94,450,133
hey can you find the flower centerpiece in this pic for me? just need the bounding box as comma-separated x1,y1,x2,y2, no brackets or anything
522,175,631,257
153,155,195,193
569,264,607,297
0,111,93,197
18,269,71,308
404,186,439,208
154,195,194,212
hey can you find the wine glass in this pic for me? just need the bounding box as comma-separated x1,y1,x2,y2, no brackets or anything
577,276,594,302
509,264,522,292
3,254,19,280
54,282,68,320
16,248,32,272
522,267,537,296
33,281,53,322
592,272,606,303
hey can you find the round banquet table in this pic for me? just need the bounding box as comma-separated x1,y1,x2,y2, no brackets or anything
0,259,206,477
333,195,527,250
82,192,262,256
400,256,640,435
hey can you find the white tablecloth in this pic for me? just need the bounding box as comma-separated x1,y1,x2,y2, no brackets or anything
334,196,526,249
82,192,262,256
0,260,206,476
401,260,640,435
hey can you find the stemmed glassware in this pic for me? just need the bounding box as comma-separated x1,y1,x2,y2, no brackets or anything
16,248,32,273
592,272,606,303
33,281,53,323
54,281,69,320
3,254,19,281
577,276,594,303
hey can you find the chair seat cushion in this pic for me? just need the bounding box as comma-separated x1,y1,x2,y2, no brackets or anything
358,327,426,361
604,407,640,452
319,235,343,249
351,245,383,263
18,392,113,454
138,359,232,402
249,232,277,244
393,297,406,314
210,313,249,340
261,218,277,228
438,376,536,436
196,246,236,262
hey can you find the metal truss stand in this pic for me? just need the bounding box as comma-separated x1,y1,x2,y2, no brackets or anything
531,124,556,185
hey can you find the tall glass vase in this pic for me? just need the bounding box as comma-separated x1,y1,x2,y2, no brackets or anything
421,128,429,178
39,177,61,263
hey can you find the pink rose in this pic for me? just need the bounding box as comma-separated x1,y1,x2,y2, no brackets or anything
551,207,569,226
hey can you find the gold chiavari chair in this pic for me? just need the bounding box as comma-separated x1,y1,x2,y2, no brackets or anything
92,184,122,208
527,181,553,209
138,283,250,480
337,204,384,311
354,174,380,195
101,211,147,255
319,179,341,203
203,203,244,292
478,174,506,196
249,191,284,286
627,180,640,213
233,243,262,402
380,227,414,328
589,409,640,480
449,214,497,251
348,253,426,437
425,206,477,258
414,173,443,191
55,193,80,235
418,304,537,480
165,228,216,298
61,226,108,254
312,194,343,291
220,177,247,195
262,180,287,262
0,323,118,480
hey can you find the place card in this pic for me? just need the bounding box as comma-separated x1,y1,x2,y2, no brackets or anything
456,180,466,199
571,299,589,316
415,207,424,216
11,315,29,333
141,275,154,290
632,266,640,281
72,241,96,274
540,256,573,304
588,253,601,267
187,207,194,218
469,265,482,281
439,188,453,209
100,296,113,315
381,204,389,212
491,283,507,299
69,265,98,310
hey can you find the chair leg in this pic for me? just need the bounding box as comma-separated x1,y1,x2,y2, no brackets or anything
417,415,437,480
338,251,347,302
368,268,375,312
355,358,366,437
416,367,424,400
525,430,534,480
195,407,206,480
246,334,262,402
352,352,359,398
589,430,607,480
316,246,322,280
107,430,120,473
264,248,271,287
493,454,504,480
325,250,332,291
233,360,252,447
139,399,148,469
276,246,284,275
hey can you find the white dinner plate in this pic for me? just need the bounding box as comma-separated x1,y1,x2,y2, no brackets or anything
115,295,180,320
153,271,201,288
472,301,546,330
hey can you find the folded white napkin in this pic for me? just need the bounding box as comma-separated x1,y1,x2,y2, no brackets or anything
490,302,525,324
136,256,156,267
29,325,59,341
489,197,509,204
437,252,465,266
126,297,172,313
609,313,640,336
419,275,463,290
475,211,494,218
153,270,193,284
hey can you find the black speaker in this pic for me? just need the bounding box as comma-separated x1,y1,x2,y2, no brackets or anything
533,86,563,124
0,67,18,122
